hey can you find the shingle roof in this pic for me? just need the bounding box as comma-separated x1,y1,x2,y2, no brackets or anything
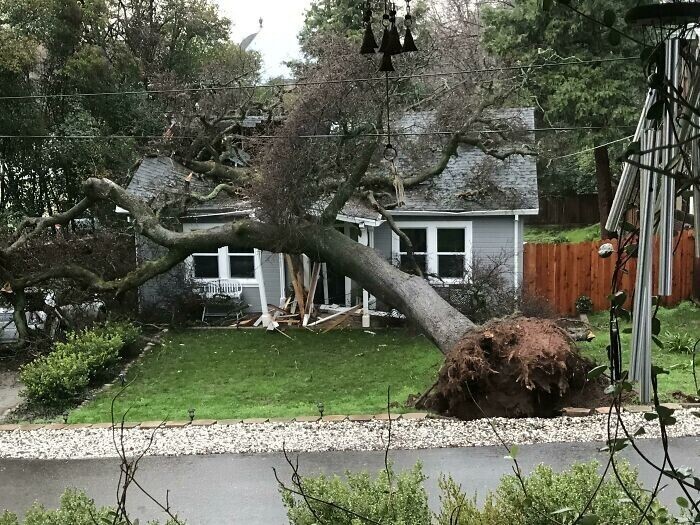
126,108,538,218
126,156,254,215
388,108,538,214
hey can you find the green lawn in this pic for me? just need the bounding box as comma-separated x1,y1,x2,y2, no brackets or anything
525,223,601,244
70,329,442,423
578,302,700,401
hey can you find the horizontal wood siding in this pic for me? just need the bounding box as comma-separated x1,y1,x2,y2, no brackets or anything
523,230,697,315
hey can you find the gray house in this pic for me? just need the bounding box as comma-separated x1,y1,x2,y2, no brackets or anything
125,108,538,326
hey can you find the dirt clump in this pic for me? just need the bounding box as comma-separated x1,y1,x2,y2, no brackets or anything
421,317,595,419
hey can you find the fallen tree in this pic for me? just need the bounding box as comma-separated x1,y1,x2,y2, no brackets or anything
0,32,592,418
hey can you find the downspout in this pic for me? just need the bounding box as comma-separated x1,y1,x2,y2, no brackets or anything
513,214,521,291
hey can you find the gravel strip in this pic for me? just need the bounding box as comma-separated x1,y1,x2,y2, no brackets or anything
1,411,699,460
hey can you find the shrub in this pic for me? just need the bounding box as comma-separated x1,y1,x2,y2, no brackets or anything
437,461,653,525
19,322,140,406
575,295,593,314
94,320,142,351
0,488,181,524
662,331,697,354
282,463,431,525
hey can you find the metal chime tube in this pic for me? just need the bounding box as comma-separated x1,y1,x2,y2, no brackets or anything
630,129,656,404
659,38,681,296
606,90,655,232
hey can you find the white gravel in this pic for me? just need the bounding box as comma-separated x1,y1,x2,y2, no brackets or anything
1,411,700,460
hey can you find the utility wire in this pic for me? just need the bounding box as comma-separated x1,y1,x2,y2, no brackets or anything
0,125,637,141
0,56,639,102
549,134,635,160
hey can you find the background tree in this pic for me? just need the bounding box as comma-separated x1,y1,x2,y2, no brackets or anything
481,0,645,235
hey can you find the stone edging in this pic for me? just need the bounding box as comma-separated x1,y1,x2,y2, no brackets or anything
561,402,698,417
2,404,699,432
0,412,432,431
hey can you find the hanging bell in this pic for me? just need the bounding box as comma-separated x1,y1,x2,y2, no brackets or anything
379,26,391,53
379,53,395,72
360,25,378,54
387,25,403,55
402,26,418,53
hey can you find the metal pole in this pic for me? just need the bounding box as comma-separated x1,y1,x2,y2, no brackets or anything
630,129,656,403
659,38,681,296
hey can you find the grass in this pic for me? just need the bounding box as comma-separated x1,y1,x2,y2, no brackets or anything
70,329,442,423
578,302,700,401
525,223,601,244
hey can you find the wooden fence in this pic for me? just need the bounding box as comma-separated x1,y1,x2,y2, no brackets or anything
528,194,601,225
522,230,697,315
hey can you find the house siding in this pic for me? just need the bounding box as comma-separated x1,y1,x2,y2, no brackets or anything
135,236,187,316
388,215,518,276
373,223,393,261
136,215,520,316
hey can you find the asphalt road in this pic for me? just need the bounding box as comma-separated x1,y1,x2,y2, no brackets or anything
0,438,699,524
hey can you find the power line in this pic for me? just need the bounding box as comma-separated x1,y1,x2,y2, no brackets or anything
0,56,639,102
549,134,635,160
0,125,637,141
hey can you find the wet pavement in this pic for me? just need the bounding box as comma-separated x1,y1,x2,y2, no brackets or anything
0,437,698,524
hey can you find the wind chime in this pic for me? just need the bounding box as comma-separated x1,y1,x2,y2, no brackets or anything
360,0,418,206
605,1,700,403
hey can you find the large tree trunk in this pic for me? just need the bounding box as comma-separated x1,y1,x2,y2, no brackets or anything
594,146,614,239
295,226,476,354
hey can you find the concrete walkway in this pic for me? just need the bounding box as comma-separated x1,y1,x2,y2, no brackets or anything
0,438,698,524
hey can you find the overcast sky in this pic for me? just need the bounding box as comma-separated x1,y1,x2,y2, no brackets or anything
217,0,313,78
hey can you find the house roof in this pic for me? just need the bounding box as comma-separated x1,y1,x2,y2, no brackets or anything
388,108,538,215
125,108,538,220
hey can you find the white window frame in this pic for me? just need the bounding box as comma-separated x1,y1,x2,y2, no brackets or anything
227,246,256,281
183,223,258,286
391,221,473,285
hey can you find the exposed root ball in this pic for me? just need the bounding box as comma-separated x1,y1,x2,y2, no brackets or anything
423,317,593,419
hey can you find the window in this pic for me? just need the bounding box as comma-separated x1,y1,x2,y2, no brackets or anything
398,228,427,275
437,228,466,278
193,247,220,279
392,223,472,282
228,245,255,279
191,245,257,281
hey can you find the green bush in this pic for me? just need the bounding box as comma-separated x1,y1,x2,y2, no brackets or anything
662,331,697,354
19,322,140,406
437,461,653,525
282,463,431,525
0,488,181,524
95,320,142,349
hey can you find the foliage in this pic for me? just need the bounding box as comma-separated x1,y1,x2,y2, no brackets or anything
0,0,260,217
576,295,593,314
70,329,442,423
440,253,520,324
19,322,139,405
525,224,601,244
481,0,646,195
282,463,430,525
582,303,700,400
661,331,697,355
0,488,180,524
437,461,652,524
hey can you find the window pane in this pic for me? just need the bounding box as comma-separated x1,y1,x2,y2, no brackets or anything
399,254,426,275
230,256,255,278
399,229,427,253
439,255,464,278
228,245,255,254
438,229,465,253
194,256,219,278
